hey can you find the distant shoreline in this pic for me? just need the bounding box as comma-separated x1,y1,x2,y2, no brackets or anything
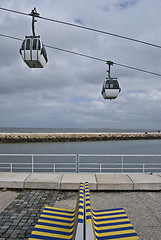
0,132,161,143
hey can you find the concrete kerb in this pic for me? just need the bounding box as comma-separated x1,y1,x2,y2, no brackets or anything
24,173,63,189
0,172,30,189
0,173,161,190
60,173,97,190
96,173,133,190
128,174,161,190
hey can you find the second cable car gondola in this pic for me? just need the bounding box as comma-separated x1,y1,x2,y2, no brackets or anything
101,61,121,100
19,8,48,68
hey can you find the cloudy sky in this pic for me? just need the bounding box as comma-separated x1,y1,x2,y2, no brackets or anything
0,0,161,130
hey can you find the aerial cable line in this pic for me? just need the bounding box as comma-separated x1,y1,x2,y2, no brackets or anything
1,6,161,49
0,32,161,77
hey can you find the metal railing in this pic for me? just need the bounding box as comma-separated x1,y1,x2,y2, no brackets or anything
0,154,161,173
78,154,161,173
0,154,77,173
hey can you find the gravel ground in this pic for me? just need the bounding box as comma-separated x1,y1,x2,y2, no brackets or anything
0,190,19,213
55,190,161,240
0,190,161,240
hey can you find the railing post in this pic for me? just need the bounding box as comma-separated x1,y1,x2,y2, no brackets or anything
32,155,34,173
121,156,124,173
143,164,145,173
77,154,79,173
10,163,13,173
100,163,102,173
53,163,55,173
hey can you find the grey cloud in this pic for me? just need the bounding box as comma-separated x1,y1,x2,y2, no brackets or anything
0,0,161,129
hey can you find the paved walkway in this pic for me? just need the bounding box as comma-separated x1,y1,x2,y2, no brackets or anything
0,190,58,239
0,189,161,239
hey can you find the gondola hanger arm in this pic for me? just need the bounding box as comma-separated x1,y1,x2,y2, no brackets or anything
29,8,40,37
106,61,114,78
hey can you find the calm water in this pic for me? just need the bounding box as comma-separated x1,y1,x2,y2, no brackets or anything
0,127,160,133
0,139,161,173
0,139,161,155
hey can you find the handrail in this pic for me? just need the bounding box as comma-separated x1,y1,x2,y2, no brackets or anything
0,153,161,173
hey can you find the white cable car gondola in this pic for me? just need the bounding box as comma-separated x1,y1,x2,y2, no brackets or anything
101,61,121,100
20,36,48,68
19,8,48,68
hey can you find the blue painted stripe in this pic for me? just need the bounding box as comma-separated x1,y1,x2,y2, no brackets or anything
93,212,126,217
33,228,73,236
95,232,138,239
93,221,131,227
29,234,72,240
93,208,124,213
86,203,91,206
39,217,74,224
78,212,83,216
95,226,134,233
78,219,84,223
93,216,129,222
36,222,74,229
44,208,75,214
42,212,74,218
86,209,91,212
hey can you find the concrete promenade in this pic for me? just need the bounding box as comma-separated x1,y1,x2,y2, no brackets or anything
0,173,161,239
0,172,161,190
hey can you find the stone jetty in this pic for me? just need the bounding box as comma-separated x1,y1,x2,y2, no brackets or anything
0,132,161,143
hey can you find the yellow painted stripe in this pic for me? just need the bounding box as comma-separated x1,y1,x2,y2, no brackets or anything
93,210,125,215
86,213,91,216
94,223,133,231
45,206,74,212
93,218,131,225
91,237,139,240
79,203,84,206
95,229,137,237
28,238,44,240
35,224,73,233
86,219,92,223
43,210,75,216
78,209,83,212
41,214,75,221
93,214,127,220
32,231,73,239
38,219,73,227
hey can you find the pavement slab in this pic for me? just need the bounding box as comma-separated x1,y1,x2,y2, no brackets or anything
24,173,62,189
61,173,97,189
0,173,30,188
128,174,161,190
96,173,133,190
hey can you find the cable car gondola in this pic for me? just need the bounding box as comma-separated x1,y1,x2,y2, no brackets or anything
20,36,48,68
19,8,48,68
101,61,121,100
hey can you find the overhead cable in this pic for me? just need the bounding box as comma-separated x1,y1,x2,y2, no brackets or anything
0,6,161,49
1,33,161,77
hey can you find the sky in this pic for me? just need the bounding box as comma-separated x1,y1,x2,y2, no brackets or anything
0,0,161,130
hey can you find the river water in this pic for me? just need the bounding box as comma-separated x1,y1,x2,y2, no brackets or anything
0,139,161,173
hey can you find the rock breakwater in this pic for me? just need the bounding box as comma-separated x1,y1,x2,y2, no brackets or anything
0,132,161,143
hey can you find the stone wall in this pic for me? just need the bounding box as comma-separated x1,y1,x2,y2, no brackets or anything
0,132,161,143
